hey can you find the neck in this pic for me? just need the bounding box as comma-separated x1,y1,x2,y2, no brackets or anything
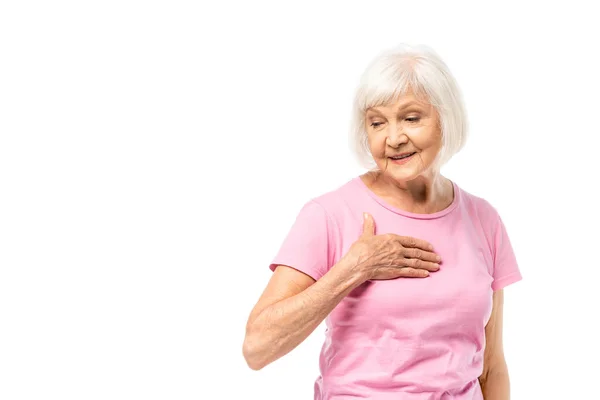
364,170,453,214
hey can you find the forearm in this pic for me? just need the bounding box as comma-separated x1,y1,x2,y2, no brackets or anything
479,361,511,400
244,260,366,370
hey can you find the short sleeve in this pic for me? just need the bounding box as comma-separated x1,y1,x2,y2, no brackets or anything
268,200,335,281
491,213,523,291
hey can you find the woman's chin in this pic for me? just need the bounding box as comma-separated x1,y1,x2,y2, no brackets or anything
382,169,418,182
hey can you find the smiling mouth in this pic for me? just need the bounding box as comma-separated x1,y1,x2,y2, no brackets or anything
389,152,416,160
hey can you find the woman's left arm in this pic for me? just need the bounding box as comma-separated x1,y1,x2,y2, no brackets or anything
479,289,511,399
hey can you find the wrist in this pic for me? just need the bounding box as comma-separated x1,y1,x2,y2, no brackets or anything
335,257,370,287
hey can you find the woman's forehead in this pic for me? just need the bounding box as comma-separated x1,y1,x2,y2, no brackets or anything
367,95,431,113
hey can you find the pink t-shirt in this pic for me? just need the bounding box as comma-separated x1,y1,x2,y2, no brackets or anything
269,176,522,400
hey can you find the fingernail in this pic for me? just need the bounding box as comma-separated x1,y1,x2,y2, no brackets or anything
436,255,441,261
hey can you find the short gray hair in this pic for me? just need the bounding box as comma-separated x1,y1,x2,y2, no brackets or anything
349,43,468,172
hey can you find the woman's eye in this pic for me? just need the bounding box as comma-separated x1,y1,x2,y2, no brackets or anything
406,117,420,123
370,122,383,127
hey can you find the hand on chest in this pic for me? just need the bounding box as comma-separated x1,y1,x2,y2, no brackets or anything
332,215,494,339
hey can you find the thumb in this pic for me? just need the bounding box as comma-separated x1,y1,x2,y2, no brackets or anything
362,212,375,237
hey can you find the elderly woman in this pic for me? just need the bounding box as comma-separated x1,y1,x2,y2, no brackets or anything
243,43,522,399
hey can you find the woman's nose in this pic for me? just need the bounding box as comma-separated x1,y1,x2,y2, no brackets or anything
386,126,408,148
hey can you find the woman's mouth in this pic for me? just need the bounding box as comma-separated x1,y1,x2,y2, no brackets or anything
389,152,416,164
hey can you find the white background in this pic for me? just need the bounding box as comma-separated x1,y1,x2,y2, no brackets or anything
1,1,599,399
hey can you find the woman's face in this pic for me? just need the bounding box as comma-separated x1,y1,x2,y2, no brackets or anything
365,91,442,181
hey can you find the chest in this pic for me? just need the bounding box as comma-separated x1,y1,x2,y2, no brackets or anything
329,211,495,342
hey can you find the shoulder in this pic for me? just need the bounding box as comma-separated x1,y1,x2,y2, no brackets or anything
305,176,358,216
292,177,361,240
455,183,502,231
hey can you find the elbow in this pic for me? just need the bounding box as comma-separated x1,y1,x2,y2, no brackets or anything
242,344,264,371
479,357,508,388
242,333,268,371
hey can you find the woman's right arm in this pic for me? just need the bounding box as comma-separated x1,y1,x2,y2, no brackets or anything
242,213,441,370
242,258,364,370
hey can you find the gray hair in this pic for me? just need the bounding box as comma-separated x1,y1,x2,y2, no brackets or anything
349,43,468,172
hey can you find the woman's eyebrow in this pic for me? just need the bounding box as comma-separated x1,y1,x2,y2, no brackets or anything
367,104,424,116
366,110,384,117
398,102,425,110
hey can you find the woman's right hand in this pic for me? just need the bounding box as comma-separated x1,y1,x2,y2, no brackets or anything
342,212,442,281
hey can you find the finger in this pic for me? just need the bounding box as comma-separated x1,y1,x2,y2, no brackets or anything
361,212,375,237
395,235,434,251
402,257,440,272
403,247,441,263
399,267,430,278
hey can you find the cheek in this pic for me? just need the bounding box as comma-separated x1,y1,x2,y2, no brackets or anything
412,128,442,153
366,132,386,152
